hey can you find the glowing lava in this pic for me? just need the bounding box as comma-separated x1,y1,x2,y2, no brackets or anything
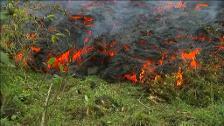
181,48,201,69
72,46,94,63
123,72,137,83
47,50,71,72
194,3,209,11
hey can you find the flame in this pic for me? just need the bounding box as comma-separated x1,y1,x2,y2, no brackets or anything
31,46,41,53
107,50,116,57
176,67,183,87
194,3,208,11
15,51,28,66
123,72,137,83
181,48,201,69
68,15,83,21
68,15,94,27
181,48,200,61
190,59,198,69
15,52,24,63
83,15,94,23
139,59,155,82
72,46,94,63
47,50,71,72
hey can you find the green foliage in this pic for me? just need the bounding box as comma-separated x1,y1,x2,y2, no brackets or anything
51,33,66,43
1,65,224,125
45,14,56,21
47,57,56,65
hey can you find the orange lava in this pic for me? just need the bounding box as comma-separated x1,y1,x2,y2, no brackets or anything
123,72,137,83
194,3,209,11
181,48,201,69
68,15,94,27
15,51,27,66
47,50,71,72
72,46,94,63
31,46,41,53
15,52,24,63
68,15,83,21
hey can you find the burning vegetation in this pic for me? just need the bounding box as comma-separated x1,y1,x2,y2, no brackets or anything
1,1,224,125
4,1,224,87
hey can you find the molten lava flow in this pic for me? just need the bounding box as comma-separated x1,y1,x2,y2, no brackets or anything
176,67,183,87
181,48,201,69
15,52,24,63
181,48,200,61
83,15,94,23
68,15,94,27
123,72,137,83
68,15,83,21
190,59,198,69
47,50,71,72
72,46,94,63
31,46,41,53
194,3,209,11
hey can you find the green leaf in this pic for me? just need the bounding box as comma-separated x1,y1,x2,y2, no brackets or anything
53,74,62,84
0,51,10,64
46,14,56,21
47,57,56,65
0,11,9,22
0,51,15,67
65,29,70,36
51,35,58,43
55,33,65,37
84,95,89,102
11,115,17,120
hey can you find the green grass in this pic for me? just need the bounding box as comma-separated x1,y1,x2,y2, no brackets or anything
1,64,224,126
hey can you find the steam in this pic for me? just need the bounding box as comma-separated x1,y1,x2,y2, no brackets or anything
30,0,223,41
58,1,223,37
